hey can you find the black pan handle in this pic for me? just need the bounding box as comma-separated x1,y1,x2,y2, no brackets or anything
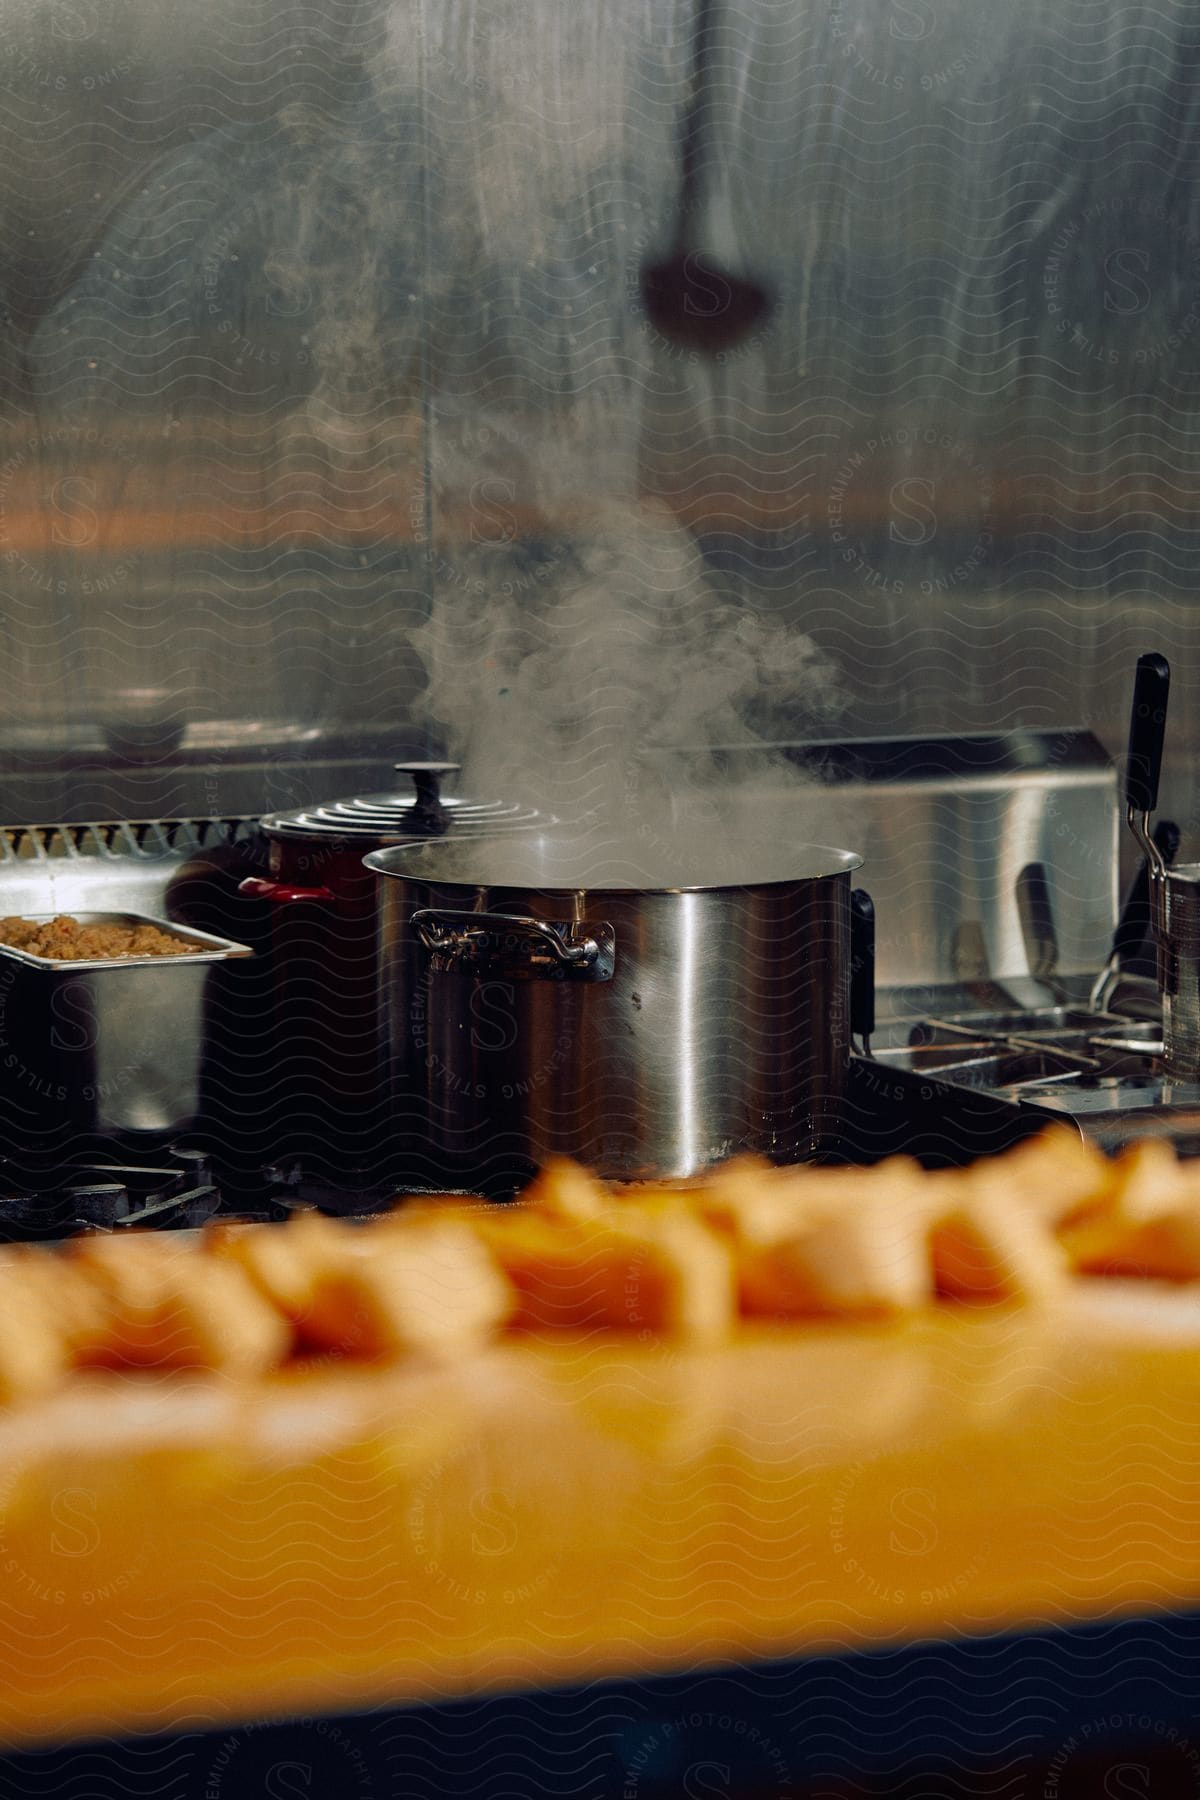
850,888,875,1049
1126,651,1170,816
1113,818,1181,962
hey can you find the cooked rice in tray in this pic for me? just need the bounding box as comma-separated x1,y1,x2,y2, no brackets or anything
0,914,194,961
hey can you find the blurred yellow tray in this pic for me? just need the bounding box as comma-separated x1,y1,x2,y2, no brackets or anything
2,1280,1200,1749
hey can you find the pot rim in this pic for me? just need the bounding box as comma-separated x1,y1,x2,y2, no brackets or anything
363,840,863,892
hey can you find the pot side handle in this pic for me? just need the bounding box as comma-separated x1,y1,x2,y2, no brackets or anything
238,877,336,903
850,887,875,1055
411,908,615,981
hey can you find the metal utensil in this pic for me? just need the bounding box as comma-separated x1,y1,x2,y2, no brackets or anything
917,1013,1100,1074
1090,817,1180,1013
1087,1028,1165,1056
1121,651,1200,1079
639,0,772,354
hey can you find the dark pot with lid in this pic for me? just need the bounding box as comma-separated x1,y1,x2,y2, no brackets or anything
364,830,865,1195
239,763,547,1175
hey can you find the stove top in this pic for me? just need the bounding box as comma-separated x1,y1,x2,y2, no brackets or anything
1,987,1191,1241
861,982,1200,1155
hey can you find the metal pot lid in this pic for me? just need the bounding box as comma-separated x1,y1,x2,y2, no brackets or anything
261,762,544,844
364,834,863,892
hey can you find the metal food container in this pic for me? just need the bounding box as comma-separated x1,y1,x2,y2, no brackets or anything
0,912,254,1147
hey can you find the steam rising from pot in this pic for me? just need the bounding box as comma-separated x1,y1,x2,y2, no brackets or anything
412,420,844,886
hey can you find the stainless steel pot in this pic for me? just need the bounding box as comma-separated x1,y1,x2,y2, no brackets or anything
364,836,863,1190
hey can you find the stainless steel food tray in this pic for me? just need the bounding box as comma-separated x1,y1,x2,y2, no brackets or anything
0,912,256,1142
0,911,253,971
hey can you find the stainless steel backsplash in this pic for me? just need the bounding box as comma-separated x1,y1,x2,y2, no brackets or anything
0,0,1198,853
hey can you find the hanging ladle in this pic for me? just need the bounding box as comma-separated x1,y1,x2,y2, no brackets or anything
639,0,773,354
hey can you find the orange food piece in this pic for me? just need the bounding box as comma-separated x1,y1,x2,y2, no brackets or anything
0,1257,71,1403
473,1207,734,1341
12,1249,113,1364
928,1178,1066,1304
1072,1208,1200,1282
213,1211,514,1360
521,1158,611,1222
688,1155,809,1247
738,1191,934,1317
1059,1137,1200,1279
69,1235,290,1374
296,1220,515,1360
998,1124,1117,1227
691,1155,931,1318
207,1213,326,1324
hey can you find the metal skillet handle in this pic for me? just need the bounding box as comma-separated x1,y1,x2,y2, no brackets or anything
411,908,616,982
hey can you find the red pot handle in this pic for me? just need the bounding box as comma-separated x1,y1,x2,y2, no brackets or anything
239,876,336,903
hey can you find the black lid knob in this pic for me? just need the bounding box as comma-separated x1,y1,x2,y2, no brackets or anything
393,762,461,836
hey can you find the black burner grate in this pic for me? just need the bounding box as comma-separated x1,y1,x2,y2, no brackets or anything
0,1143,331,1242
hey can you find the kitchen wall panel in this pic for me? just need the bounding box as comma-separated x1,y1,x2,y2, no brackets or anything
0,0,1197,842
